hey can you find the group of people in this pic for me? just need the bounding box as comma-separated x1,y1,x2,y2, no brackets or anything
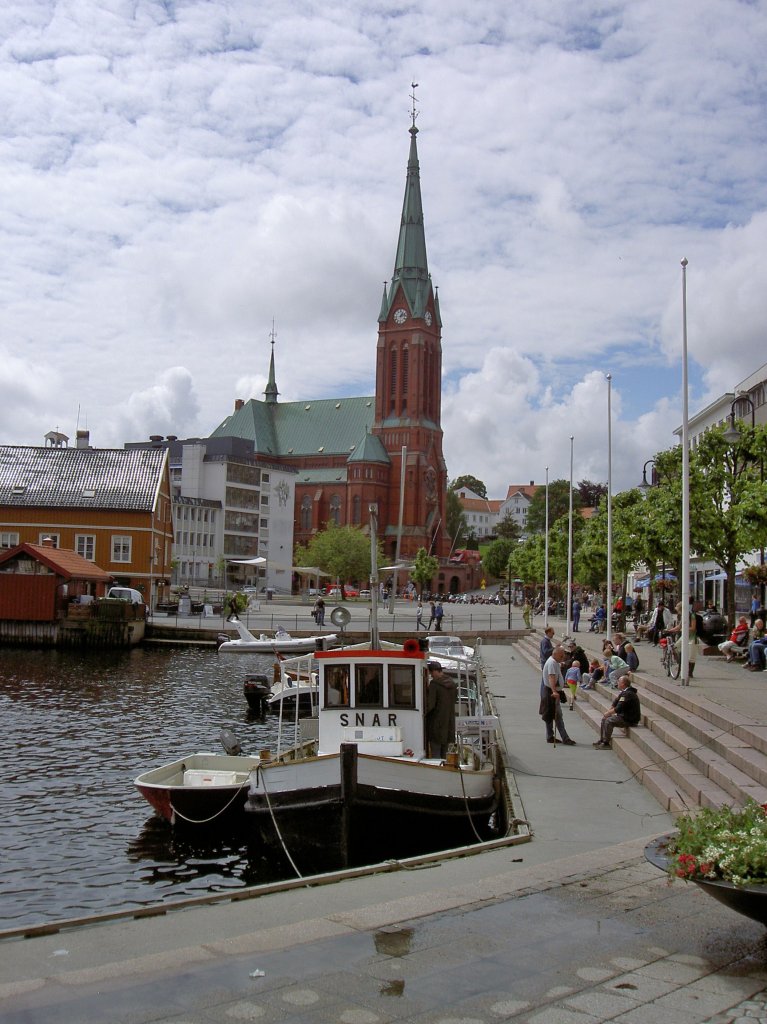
416,600,444,631
718,616,767,671
537,626,642,748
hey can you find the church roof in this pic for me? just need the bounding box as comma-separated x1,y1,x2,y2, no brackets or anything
211,396,377,459
347,430,390,464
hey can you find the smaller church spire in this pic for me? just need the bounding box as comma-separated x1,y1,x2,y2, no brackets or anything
264,321,279,404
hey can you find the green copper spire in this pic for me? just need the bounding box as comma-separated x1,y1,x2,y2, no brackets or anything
389,125,430,316
264,323,279,404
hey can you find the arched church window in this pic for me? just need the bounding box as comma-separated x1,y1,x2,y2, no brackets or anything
390,349,397,411
329,495,342,525
300,496,312,531
352,495,361,524
402,346,409,395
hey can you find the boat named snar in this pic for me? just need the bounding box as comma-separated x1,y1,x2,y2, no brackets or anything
244,639,504,868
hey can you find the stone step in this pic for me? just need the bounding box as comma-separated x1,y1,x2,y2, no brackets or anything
512,631,767,815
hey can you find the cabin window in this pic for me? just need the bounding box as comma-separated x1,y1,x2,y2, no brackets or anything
388,664,416,708
1,532,19,548
325,664,350,707
355,664,383,706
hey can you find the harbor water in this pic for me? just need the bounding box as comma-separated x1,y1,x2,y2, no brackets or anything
0,644,295,929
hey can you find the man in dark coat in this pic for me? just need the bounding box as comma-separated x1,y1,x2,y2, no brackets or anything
425,661,457,758
593,675,641,749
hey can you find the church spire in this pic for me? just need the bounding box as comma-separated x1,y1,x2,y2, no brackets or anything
379,86,434,323
264,321,279,404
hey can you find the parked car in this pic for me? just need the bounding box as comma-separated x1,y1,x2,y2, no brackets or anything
107,586,144,605
359,590,371,599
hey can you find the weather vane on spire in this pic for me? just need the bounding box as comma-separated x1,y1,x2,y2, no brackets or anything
409,81,419,129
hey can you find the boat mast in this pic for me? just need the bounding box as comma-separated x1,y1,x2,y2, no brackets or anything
369,504,380,648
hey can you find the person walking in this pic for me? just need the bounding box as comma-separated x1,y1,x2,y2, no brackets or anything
424,661,457,758
522,599,533,629
434,601,444,631
593,674,641,749
416,602,425,630
313,596,326,626
427,601,436,630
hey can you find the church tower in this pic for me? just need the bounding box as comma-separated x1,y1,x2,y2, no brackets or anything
373,112,448,559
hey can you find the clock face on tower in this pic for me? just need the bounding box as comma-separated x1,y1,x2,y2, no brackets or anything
424,311,432,326
393,308,408,325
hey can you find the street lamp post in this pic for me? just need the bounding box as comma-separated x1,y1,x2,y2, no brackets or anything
723,393,764,610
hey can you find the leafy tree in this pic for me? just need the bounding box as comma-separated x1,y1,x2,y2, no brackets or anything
657,424,767,625
451,475,487,499
577,479,607,508
526,479,582,534
294,522,381,598
509,534,545,586
483,537,518,580
411,548,440,596
576,489,646,611
446,487,468,550
496,511,521,541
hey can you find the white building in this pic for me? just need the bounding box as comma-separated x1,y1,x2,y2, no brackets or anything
127,436,296,593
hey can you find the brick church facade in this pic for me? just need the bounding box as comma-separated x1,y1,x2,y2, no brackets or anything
211,121,456,575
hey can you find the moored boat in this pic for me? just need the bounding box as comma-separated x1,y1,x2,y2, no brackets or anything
217,618,338,654
134,750,264,827
245,642,502,867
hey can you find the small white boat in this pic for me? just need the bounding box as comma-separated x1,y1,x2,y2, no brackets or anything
134,750,264,827
425,634,479,677
217,618,337,654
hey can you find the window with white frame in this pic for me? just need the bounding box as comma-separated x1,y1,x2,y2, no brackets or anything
75,534,96,560
1,531,19,548
111,535,132,563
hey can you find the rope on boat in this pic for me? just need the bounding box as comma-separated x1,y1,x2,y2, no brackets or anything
257,765,304,880
169,775,251,826
456,752,489,845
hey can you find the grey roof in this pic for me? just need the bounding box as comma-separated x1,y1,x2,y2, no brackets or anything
211,396,377,459
0,446,168,510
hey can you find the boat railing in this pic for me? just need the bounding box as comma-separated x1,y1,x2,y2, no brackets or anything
275,651,317,757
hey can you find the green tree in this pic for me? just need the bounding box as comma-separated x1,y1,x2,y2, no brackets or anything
294,522,380,598
446,487,468,551
576,489,646,610
496,511,521,541
483,537,518,580
411,548,440,596
659,424,767,625
509,534,545,587
526,479,582,534
577,479,607,508
451,475,487,499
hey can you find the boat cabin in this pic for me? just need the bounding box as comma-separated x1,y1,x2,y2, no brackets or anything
315,648,427,758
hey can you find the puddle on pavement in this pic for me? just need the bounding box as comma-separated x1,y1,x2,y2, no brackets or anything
374,926,414,957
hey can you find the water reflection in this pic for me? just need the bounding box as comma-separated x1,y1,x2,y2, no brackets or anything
0,645,289,928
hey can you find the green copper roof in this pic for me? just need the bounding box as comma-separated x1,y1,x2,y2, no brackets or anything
380,126,436,323
210,396,378,459
347,429,390,464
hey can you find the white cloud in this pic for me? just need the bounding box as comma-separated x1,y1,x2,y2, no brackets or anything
0,0,766,497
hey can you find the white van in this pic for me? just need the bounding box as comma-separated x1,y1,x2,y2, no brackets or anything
107,586,144,605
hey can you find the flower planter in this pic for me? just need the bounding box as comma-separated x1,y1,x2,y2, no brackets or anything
645,833,767,927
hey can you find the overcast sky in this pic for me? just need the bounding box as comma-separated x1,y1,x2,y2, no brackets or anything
2,0,766,496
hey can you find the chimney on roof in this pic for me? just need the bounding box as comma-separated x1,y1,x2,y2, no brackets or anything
530,480,534,486
234,399,244,412
41,536,55,548
149,434,163,444
76,430,90,449
166,435,177,442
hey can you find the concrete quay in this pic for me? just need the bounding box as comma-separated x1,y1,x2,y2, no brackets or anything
2,632,767,1024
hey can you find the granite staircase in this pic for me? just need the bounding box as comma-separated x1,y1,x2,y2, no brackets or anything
513,630,767,815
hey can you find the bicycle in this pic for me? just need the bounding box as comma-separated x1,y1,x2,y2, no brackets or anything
659,633,680,679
